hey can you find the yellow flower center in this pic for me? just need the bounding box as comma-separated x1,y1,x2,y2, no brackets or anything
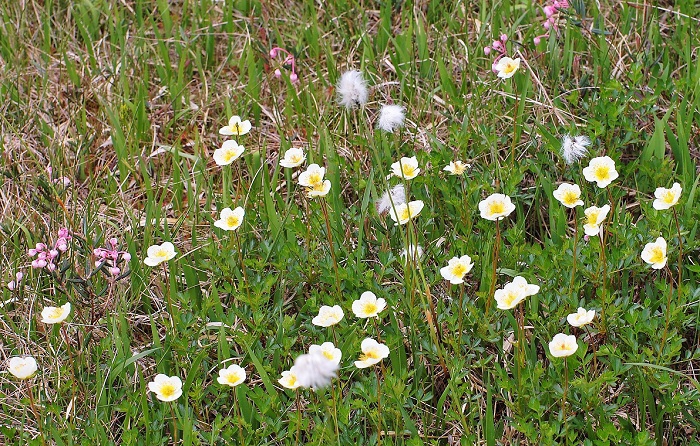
155,248,169,259
359,350,380,362
290,154,302,163
47,307,64,319
322,351,335,361
586,211,600,225
452,163,466,174
362,302,378,315
451,263,468,278
594,164,610,180
286,375,297,386
559,343,570,351
158,383,176,398
222,150,235,163
307,172,322,185
488,201,505,216
226,215,240,228
662,191,676,204
402,165,415,177
648,246,665,264
399,207,411,221
226,372,242,384
503,61,518,74
562,190,579,205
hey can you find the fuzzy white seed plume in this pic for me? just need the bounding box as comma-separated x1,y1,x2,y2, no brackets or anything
292,351,339,389
376,184,406,215
377,104,405,133
560,135,591,164
337,70,368,109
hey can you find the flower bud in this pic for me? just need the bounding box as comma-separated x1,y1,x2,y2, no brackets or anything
484,46,491,55
290,73,298,83
269,48,278,58
122,253,132,261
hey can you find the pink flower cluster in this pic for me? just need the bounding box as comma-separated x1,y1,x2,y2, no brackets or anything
7,271,24,290
484,34,510,73
28,228,71,271
269,47,298,83
534,0,569,44
93,238,131,276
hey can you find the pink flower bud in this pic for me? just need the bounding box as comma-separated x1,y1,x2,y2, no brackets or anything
47,263,56,271
46,166,53,175
7,281,16,290
484,46,491,55
109,267,121,276
57,243,67,252
492,40,501,49
290,73,298,83
36,259,47,268
28,249,37,256
492,61,500,72
274,68,282,78
109,238,118,247
15,272,23,281
584,235,590,242
58,228,69,238
93,248,102,256
50,249,59,258
544,5,555,16
31,260,40,268
534,36,541,45
38,252,47,260
36,243,46,251
500,33,508,42
122,253,131,262
95,260,103,268
269,48,278,58
60,177,71,186
543,21,551,30
111,251,119,260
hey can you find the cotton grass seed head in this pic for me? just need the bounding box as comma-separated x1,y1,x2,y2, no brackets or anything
376,184,406,215
292,351,339,389
377,104,405,133
560,135,590,164
337,70,368,109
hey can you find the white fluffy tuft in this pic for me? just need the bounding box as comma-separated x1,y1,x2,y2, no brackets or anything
377,104,405,133
292,352,339,389
376,184,406,215
560,134,591,164
337,70,369,109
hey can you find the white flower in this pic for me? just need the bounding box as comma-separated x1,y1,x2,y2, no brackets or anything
652,183,682,210
641,237,667,269
443,161,470,175
7,356,38,380
217,364,246,387
219,115,252,136
298,164,326,188
494,287,526,310
144,242,177,266
494,57,520,79
389,200,424,226
312,305,344,327
439,255,475,285
583,204,610,237
561,135,590,164
214,207,245,231
354,338,390,369
582,156,619,188
309,342,342,365
506,276,540,297
352,291,387,318
148,374,183,402
377,104,405,133
337,70,369,109
400,244,424,263
548,333,579,358
213,140,245,166
567,308,595,327
376,184,406,215
292,352,339,389
306,180,332,198
280,147,306,168
41,302,71,324
478,193,516,221
390,156,420,180
552,183,584,208
278,368,301,390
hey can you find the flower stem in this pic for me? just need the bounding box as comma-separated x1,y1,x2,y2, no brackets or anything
169,403,179,445
375,365,383,446
672,207,683,302
26,381,46,446
235,231,250,297
486,220,501,314
234,388,245,445
658,265,675,359
320,199,342,296
162,263,175,333
562,359,569,441
295,390,302,444
598,230,608,335
570,209,578,300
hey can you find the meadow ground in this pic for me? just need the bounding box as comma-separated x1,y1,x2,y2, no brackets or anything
1,0,699,444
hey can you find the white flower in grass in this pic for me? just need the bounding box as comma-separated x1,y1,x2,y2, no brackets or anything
214,207,245,231
213,140,245,166
652,183,682,210
494,287,526,310
312,305,344,327
560,135,591,164
354,338,390,369
548,333,578,358
309,342,342,365
400,244,424,263
144,242,176,266
583,205,610,237
390,156,420,180
479,193,515,221
377,104,405,133
352,291,387,318
506,276,540,297
494,57,520,79
552,183,584,208
641,237,667,270
582,156,619,188
280,147,306,168
389,200,424,226
337,70,368,109
298,164,326,188
306,180,332,198
293,351,339,389
278,368,301,390
219,115,252,136
443,161,470,176
7,356,38,380
376,184,406,215
567,308,595,328
440,255,474,285
41,302,71,324
217,364,246,387
148,374,183,402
